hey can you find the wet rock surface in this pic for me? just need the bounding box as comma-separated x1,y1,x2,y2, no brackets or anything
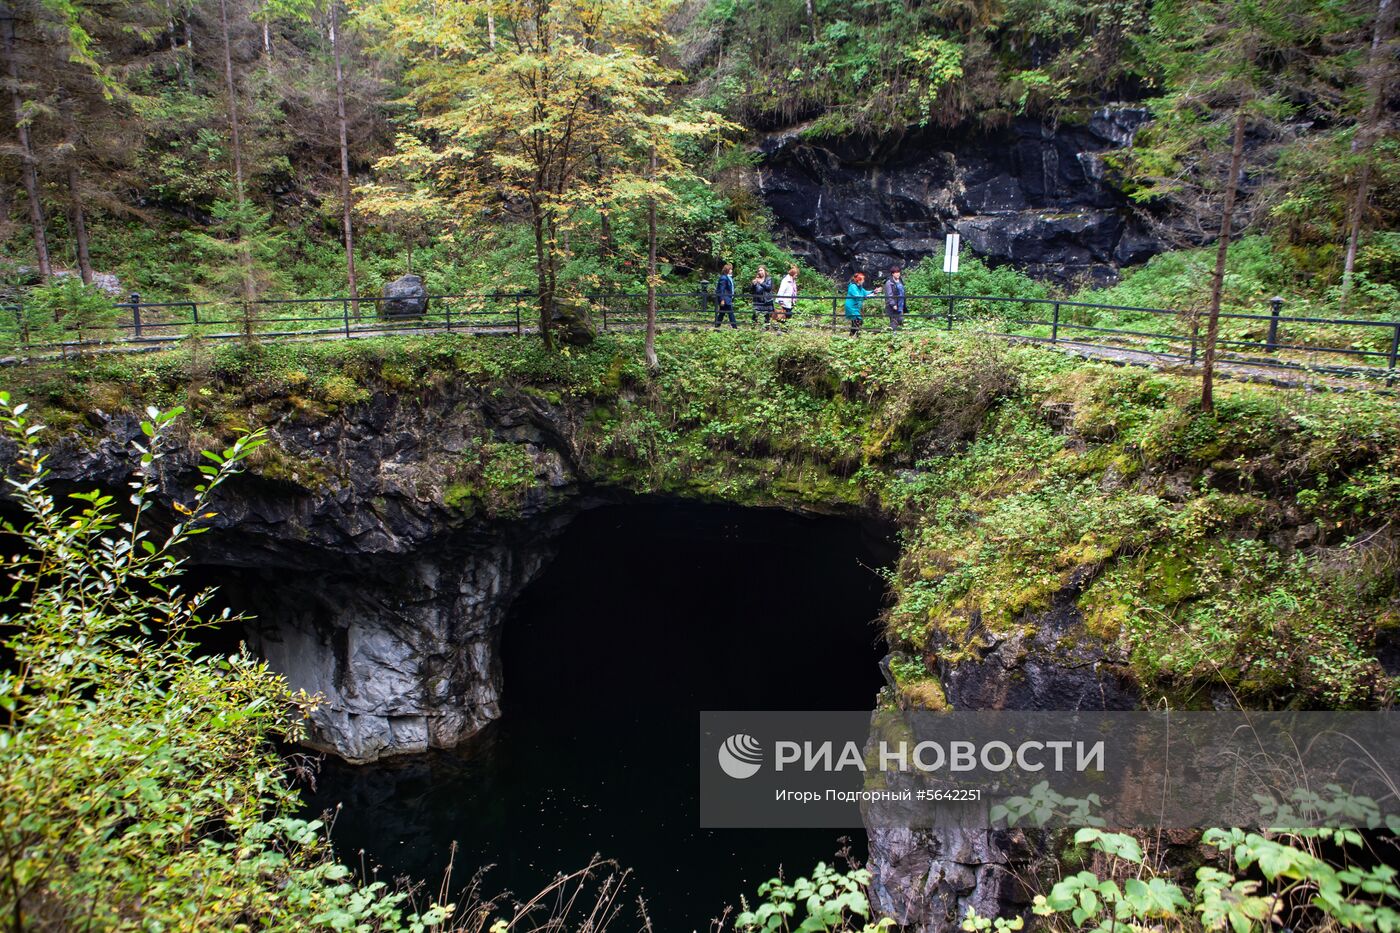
756,108,1168,283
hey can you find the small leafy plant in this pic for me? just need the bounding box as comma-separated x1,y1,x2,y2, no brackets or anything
734,862,893,933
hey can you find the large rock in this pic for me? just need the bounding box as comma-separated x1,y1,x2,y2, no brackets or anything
866,572,1140,931
381,273,428,317
52,269,123,297
548,300,596,346
755,107,1170,284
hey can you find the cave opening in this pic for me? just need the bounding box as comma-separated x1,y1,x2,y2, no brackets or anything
300,500,897,929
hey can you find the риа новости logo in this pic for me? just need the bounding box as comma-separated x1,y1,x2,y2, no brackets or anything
718,733,763,779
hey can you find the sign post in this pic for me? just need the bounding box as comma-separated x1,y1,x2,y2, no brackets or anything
942,233,960,329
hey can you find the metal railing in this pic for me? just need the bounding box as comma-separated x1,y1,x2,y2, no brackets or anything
4,286,1398,382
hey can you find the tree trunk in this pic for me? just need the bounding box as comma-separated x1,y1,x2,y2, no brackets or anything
645,145,658,372
804,0,817,41
487,9,496,48
184,15,195,89
330,0,359,311
593,149,613,259
1,5,52,281
1201,108,1247,413
67,169,92,285
216,0,256,302
217,0,246,201
0,169,12,240
1340,0,1396,310
63,110,93,285
532,208,553,349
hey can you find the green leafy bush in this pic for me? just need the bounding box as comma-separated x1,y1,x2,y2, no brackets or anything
0,397,455,930
735,862,892,933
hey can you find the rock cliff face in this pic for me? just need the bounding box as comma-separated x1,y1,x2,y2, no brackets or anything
868,589,1139,932
235,541,555,762
756,109,1166,283
41,387,588,763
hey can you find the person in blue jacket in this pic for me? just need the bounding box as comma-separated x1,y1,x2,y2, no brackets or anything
844,272,873,336
714,263,737,329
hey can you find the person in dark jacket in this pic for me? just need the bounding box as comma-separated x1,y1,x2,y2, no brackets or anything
884,266,906,332
750,265,775,327
714,264,737,329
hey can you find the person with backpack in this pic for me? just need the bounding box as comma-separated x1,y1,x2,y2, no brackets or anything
883,266,906,332
844,272,873,336
714,264,737,329
750,266,775,327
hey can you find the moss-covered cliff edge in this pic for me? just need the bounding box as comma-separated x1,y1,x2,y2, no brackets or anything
14,330,1397,729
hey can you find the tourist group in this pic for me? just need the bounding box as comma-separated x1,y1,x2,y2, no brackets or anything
712,265,908,335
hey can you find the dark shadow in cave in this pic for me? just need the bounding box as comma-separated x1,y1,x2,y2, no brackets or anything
302,500,897,930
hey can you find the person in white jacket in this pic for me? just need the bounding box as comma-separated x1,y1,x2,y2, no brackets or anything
775,266,799,330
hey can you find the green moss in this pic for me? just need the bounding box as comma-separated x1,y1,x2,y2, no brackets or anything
245,442,336,491
442,483,478,512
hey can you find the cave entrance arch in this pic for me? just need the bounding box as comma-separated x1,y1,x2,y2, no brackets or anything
305,500,896,930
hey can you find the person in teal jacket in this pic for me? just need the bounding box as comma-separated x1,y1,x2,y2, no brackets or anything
844,272,873,336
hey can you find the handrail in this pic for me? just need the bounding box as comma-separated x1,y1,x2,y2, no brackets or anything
3,288,1397,382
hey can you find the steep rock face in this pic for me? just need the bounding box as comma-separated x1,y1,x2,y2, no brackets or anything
866,590,1139,932
236,540,555,763
871,824,1032,931
38,386,588,762
756,108,1164,283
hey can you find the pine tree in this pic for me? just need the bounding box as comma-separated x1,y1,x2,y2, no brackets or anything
1,1,52,279
1130,0,1330,411
1340,0,1398,309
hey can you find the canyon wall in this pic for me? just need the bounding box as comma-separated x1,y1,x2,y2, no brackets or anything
757,108,1169,283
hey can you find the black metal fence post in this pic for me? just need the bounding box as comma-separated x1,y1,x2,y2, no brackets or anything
1266,296,1283,352
1189,312,1200,365
946,295,954,331
1051,301,1061,344
443,295,452,331
516,292,525,336
1387,323,1399,385
130,292,142,338
342,298,351,338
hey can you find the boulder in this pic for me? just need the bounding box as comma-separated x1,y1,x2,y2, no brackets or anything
52,269,123,297
381,273,428,317
547,300,596,346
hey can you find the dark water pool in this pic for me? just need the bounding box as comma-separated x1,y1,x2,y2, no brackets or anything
302,502,895,930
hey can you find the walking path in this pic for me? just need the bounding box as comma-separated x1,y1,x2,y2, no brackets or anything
3,318,1391,393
